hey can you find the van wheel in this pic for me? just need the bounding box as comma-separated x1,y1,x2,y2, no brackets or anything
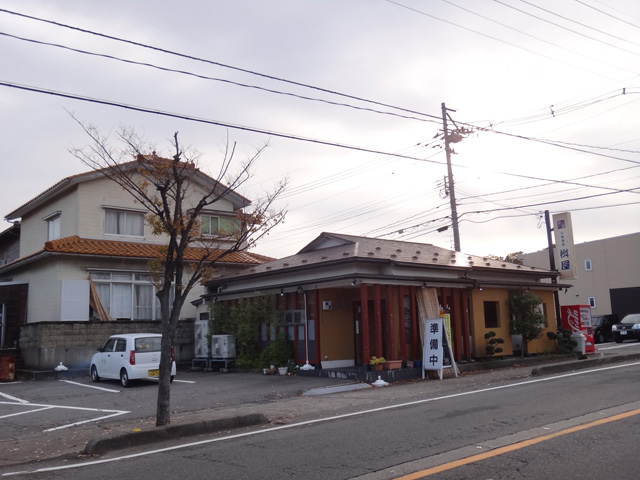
91,366,100,383
120,369,130,388
170,375,174,383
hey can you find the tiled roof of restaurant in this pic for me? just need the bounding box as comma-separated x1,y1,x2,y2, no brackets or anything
222,232,550,278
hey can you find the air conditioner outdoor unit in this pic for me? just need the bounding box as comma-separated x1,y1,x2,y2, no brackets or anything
194,319,209,358
210,335,236,359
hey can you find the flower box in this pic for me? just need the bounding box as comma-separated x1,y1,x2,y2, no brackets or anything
384,360,402,370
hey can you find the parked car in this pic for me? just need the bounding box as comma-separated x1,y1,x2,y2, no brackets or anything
592,314,619,344
90,333,176,387
611,314,640,343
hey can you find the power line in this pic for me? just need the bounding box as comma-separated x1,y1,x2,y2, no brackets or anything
576,0,640,30
0,30,438,126
385,0,627,83
493,0,640,59
0,8,442,124
521,0,640,49
442,0,640,77
0,80,451,167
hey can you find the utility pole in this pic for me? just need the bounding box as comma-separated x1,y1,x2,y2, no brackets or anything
442,102,461,252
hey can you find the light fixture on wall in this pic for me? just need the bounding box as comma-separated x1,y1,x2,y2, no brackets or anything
351,279,358,286
297,286,304,294
280,288,284,297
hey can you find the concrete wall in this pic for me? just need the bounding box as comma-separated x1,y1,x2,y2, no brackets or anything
519,232,640,317
19,319,195,370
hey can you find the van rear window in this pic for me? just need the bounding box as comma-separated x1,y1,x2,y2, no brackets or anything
135,337,162,352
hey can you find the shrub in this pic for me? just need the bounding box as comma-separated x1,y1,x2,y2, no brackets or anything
484,331,504,357
258,334,293,368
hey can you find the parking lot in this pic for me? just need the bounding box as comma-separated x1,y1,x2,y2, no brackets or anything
0,369,356,465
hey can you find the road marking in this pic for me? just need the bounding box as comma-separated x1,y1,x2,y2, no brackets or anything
394,408,640,479
598,343,640,351
0,391,29,403
43,411,129,432
60,380,120,393
0,400,129,433
0,406,54,419
173,379,196,383
4,361,639,476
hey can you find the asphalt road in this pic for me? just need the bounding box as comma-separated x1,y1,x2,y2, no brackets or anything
2,342,639,479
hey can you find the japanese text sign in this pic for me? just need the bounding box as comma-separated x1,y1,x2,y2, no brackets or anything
423,318,443,371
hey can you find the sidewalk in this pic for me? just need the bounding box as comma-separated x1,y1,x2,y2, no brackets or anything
3,350,639,469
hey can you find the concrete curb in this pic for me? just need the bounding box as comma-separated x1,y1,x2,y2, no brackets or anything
531,352,640,376
83,413,268,455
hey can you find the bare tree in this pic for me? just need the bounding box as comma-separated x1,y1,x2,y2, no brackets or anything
70,121,286,426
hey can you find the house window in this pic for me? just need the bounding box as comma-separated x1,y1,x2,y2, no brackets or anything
105,209,144,236
585,259,593,271
536,303,549,327
90,271,173,320
45,213,61,241
484,301,499,328
588,296,596,308
200,215,240,237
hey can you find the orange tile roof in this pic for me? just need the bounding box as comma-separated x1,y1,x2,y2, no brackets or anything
41,236,271,265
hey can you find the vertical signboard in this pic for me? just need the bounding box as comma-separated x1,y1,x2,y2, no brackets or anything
553,212,577,280
423,318,443,372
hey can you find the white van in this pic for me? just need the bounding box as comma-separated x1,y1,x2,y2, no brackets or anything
90,333,176,387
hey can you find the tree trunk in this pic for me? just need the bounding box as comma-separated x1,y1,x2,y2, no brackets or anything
156,293,182,426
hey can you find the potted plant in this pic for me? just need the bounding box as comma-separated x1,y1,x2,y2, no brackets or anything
369,356,386,371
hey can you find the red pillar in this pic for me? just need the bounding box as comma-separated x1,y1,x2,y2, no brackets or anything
410,286,418,359
360,283,370,363
374,284,383,357
386,284,395,360
397,286,407,361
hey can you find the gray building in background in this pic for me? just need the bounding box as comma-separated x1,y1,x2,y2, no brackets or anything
518,232,640,319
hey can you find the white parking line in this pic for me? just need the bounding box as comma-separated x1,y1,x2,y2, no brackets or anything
43,411,129,432
0,400,130,432
60,380,120,393
173,379,196,384
0,406,54,419
0,391,29,403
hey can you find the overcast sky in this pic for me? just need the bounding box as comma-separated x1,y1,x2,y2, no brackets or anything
2,1,639,260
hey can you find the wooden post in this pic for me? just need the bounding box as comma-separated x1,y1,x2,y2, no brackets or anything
374,284,383,357
360,283,370,363
410,286,418,359
386,284,395,359
397,286,407,361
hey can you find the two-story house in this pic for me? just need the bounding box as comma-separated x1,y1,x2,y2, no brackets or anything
0,158,271,370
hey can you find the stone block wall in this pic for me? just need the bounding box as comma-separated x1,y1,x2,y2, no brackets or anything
19,319,195,370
